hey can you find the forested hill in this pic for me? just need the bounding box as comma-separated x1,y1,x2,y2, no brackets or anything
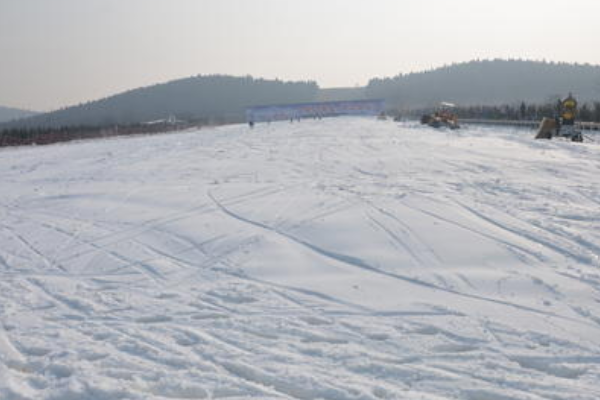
366,59,600,109
0,76,318,130
0,106,38,123
5,60,600,131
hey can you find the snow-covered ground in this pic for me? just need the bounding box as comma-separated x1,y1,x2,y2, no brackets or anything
1,118,599,399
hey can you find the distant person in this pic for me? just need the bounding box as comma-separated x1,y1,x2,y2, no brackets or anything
248,120,255,128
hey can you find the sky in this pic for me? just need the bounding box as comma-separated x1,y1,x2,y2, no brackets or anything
1,0,600,112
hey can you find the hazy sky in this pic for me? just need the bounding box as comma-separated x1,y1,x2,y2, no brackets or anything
1,0,600,111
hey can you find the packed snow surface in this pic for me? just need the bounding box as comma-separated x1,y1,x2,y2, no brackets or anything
1,118,599,399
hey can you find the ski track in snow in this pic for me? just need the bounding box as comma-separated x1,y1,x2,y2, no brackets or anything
0,118,600,399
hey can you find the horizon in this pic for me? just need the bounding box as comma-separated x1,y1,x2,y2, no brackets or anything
2,0,600,112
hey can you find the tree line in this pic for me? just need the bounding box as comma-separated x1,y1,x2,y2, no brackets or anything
450,101,600,122
0,120,212,148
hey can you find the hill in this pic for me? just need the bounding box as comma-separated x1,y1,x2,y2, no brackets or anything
0,75,318,130
367,59,600,109
0,106,38,123
5,59,600,130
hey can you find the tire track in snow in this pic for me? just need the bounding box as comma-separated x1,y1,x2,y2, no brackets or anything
83,216,383,319
452,200,594,265
116,193,455,318
363,199,444,267
0,223,67,273
208,191,597,327
55,203,216,263
365,212,426,268
149,231,379,315
8,211,172,282
0,253,11,270
9,208,215,282
26,187,218,263
398,199,547,264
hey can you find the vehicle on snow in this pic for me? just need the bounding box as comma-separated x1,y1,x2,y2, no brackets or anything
535,93,583,142
421,102,460,130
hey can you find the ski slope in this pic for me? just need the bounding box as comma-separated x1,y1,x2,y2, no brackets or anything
1,118,599,399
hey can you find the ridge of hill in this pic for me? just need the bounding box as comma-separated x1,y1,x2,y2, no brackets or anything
0,106,38,123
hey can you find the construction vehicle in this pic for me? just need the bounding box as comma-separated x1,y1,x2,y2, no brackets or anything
421,102,460,130
535,93,583,142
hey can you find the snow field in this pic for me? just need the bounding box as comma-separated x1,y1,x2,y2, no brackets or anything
0,117,599,399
